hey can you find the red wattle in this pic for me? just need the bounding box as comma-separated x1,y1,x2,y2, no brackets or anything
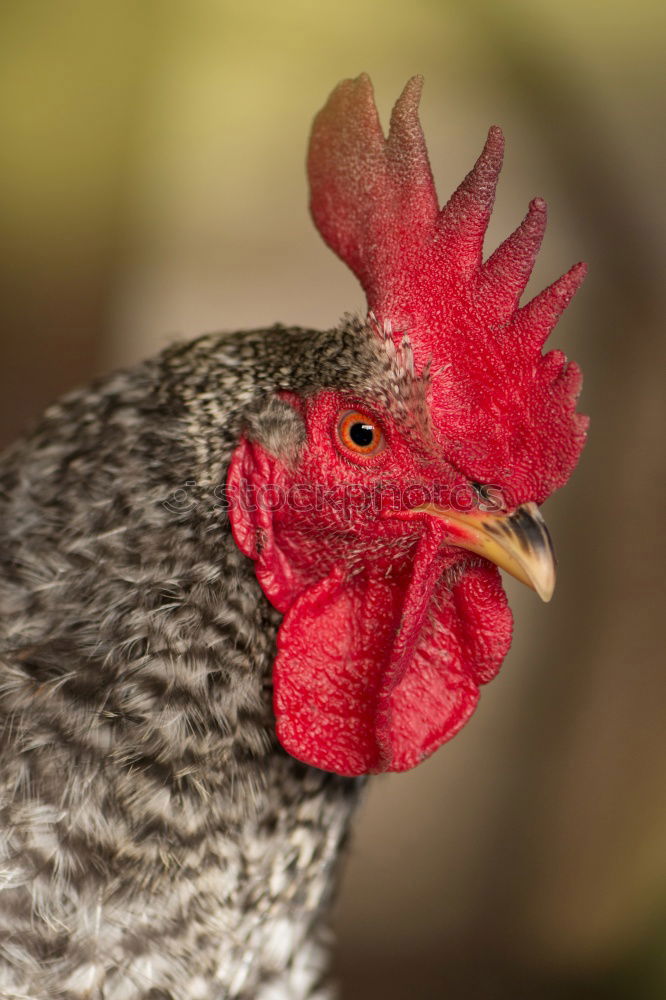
229,436,513,776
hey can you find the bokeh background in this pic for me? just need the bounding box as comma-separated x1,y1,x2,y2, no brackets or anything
1,1,664,997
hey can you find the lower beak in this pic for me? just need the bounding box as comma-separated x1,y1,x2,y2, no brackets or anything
412,501,557,602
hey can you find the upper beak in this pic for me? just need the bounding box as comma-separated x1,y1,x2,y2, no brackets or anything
412,500,557,602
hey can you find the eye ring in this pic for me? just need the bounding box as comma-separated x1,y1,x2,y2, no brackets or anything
337,410,385,457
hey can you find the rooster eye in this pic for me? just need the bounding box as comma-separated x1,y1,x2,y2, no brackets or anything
337,410,384,456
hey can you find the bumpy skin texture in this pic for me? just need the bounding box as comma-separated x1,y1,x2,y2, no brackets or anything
226,75,587,776
308,75,587,504
228,335,514,776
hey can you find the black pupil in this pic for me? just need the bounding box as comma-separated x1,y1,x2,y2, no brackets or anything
349,421,375,448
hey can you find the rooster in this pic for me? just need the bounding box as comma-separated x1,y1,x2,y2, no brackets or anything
0,75,586,998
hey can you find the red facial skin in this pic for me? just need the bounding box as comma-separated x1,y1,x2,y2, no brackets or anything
229,74,587,777
228,391,513,776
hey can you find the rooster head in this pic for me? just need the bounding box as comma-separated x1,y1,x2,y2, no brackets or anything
228,75,587,777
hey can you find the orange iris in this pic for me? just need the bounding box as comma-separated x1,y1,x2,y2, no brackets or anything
337,410,385,456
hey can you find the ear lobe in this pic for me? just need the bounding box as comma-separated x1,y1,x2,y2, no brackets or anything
227,436,298,612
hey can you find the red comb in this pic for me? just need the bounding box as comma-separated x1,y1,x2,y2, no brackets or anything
307,74,587,504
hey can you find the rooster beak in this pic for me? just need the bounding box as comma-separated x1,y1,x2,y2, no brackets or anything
413,500,557,602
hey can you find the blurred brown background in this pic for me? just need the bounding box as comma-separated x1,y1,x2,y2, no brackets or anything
1,1,664,997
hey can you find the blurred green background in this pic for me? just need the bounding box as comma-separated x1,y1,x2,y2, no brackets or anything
1,1,664,997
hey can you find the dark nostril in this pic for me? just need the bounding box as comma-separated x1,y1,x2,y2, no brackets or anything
471,481,492,503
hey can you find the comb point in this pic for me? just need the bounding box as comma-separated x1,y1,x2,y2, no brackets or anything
437,125,506,268
515,261,587,351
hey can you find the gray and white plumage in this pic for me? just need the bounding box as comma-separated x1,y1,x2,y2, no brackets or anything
0,320,402,999
0,64,589,995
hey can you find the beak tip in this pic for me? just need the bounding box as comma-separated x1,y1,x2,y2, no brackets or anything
535,575,556,603
412,500,558,604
